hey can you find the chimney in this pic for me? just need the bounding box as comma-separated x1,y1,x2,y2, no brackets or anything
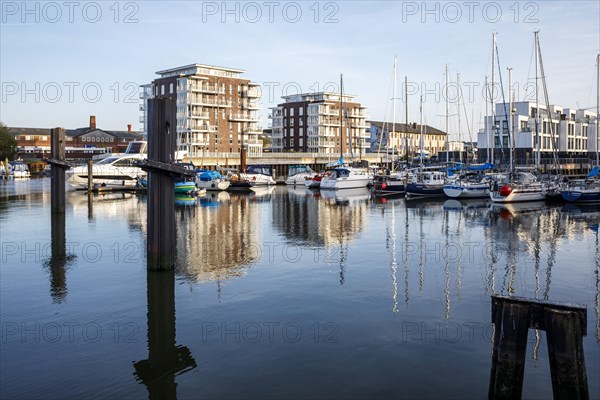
90,115,96,130
127,124,132,132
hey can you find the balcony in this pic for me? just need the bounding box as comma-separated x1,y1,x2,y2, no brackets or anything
189,98,232,108
241,88,260,98
190,111,210,119
189,85,225,94
229,113,256,122
189,125,218,133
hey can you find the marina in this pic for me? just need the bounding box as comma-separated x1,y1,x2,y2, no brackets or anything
1,177,599,399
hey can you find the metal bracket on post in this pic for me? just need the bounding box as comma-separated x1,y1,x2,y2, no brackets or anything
489,295,588,400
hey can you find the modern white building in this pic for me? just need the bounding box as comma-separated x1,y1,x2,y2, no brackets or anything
477,102,598,161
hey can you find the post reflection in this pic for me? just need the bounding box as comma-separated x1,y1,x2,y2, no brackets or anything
133,271,196,400
44,210,75,303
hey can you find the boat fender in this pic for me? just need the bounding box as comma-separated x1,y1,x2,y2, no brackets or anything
499,184,512,196
252,176,256,181
381,183,387,190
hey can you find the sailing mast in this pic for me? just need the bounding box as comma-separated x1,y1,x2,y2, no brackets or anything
420,95,424,170
391,57,397,170
405,76,409,167
457,73,462,164
535,31,541,170
491,33,496,164
597,53,600,167
508,67,514,174
485,75,490,163
339,73,344,163
445,64,450,164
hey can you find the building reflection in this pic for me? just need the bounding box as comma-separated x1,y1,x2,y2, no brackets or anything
272,186,370,247
174,192,262,283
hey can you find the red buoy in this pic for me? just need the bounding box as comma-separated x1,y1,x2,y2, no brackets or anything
499,184,512,197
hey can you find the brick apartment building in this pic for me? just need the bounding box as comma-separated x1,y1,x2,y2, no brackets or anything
140,64,262,158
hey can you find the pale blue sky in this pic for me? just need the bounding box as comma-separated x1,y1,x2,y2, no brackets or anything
1,1,598,142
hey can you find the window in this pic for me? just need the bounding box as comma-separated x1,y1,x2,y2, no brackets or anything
290,108,294,117
290,119,294,127
82,137,86,142
299,107,304,116
161,85,165,95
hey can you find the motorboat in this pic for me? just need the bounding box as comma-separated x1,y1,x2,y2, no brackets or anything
405,170,446,198
372,170,413,196
304,173,324,189
319,167,371,190
196,170,230,191
240,165,276,186
285,165,316,185
66,141,148,189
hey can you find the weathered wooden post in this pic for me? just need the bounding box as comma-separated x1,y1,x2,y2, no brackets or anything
489,295,588,400
3,158,8,179
139,98,194,270
87,159,93,192
47,128,70,214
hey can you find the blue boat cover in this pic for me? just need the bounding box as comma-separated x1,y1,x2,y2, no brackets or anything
467,163,494,171
197,170,224,181
588,166,599,178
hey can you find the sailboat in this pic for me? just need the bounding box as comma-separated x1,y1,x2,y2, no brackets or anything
405,95,446,198
320,74,371,190
490,32,547,203
561,54,600,203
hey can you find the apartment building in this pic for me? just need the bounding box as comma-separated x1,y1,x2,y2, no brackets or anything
140,64,262,157
269,92,370,155
369,121,447,158
477,102,598,160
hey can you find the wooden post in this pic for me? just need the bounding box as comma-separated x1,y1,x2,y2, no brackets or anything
50,128,66,214
4,158,8,179
87,159,93,192
489,299,531,399
489,295,588,400
146,98,177,271
545,310,589,400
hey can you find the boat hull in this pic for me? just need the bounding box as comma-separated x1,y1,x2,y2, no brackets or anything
286,172,314,185
320,177,371,190
405,183,445,198
561,188,600,203
197,179,230,191
490,188,546,203
174,182,196,194
443,184,490,199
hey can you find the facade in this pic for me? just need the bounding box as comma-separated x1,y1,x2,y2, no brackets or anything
269,92,370,155
9,115,142,159
368,121,447,158
477,102,598,161
140,64,262,158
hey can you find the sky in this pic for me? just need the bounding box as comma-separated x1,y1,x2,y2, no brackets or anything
1,0,599,143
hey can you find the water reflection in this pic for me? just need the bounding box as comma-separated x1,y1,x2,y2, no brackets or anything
133,271,196,400
43,211,76,303
175,191,262,285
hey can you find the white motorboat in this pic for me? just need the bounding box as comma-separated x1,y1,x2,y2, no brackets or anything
66,141,147,189
196,170,230,191
319,167,371,190
240,165,276,186
285,165,316,185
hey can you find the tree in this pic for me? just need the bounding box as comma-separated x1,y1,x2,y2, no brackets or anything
0,122,17,161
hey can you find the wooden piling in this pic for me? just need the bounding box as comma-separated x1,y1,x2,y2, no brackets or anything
50,128,66,214
87,159,93,192
4,158,8,180
489,295,588,400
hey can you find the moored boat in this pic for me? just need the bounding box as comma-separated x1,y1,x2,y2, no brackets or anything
240,165,276,186
405,170,446,198
196,170,230,191
490,172,546,203
320,167,371,190
285,165,316,185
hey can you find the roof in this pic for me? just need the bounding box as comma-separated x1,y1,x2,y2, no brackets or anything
156,63,246,76
368,121,446,136
8,126,142,140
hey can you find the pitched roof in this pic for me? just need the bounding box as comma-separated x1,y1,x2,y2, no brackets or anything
368,121,446,136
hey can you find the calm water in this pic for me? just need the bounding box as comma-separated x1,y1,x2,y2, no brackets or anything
1,178,599,399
